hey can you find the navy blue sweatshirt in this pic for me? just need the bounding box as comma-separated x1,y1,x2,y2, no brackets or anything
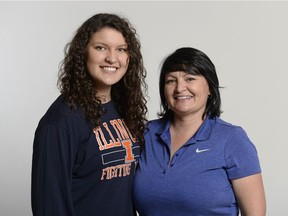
31,95,140,216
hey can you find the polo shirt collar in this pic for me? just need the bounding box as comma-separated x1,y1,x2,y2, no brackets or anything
156,116,216,144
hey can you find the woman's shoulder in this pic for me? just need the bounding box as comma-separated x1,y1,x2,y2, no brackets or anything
37,95,88,129
147,117,166,127
216,117,242,129
145,117,169,134
214,117,249,138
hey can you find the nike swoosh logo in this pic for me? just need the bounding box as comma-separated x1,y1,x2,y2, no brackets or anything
196,148,210,153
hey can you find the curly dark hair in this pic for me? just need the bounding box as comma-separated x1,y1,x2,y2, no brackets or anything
57,13,148,145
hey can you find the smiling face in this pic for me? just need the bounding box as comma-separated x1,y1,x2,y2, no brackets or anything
164,71,211,119
86,27,129,101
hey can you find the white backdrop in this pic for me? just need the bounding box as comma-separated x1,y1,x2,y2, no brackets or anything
1,1,287,215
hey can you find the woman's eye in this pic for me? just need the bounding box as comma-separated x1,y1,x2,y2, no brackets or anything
165,79,176,84
95,46,106,51
186,77,195,82
117,48,127,52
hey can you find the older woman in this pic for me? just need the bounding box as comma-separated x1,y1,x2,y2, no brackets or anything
133,47,266,216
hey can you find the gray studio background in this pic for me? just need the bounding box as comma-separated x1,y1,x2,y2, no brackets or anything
1,1,287,215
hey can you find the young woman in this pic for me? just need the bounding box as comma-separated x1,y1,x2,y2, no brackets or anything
31,13,147,216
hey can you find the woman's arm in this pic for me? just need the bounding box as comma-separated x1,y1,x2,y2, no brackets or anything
31,125,75,216
231,173,266,216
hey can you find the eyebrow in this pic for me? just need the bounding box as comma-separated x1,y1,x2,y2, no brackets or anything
90,42,128,47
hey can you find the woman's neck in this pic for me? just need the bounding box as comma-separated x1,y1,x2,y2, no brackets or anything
169,114,205,160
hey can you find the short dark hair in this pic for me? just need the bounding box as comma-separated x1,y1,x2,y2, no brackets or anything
158,47,222,119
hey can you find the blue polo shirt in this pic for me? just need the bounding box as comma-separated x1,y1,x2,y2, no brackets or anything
132,116,261,216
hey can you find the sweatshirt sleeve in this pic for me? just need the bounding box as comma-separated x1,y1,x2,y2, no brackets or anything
31,124,76,216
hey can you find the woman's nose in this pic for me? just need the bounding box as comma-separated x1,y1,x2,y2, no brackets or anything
175,79,187,92
105,51,117,64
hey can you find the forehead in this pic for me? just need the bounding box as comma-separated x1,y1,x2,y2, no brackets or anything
90,27,127,45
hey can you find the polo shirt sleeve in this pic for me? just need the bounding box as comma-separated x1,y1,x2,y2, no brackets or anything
224,126,262,180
